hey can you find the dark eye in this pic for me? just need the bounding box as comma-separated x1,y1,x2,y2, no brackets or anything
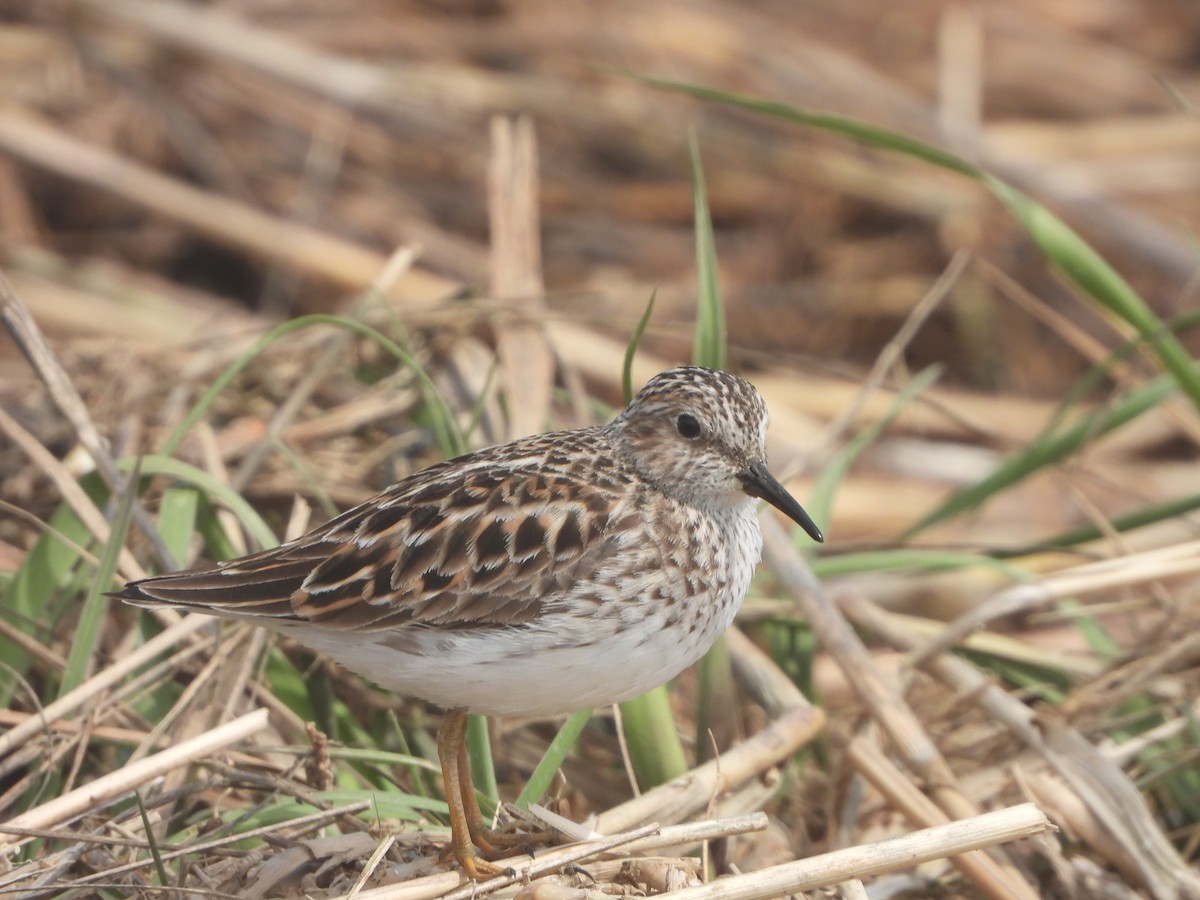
676,413,702,439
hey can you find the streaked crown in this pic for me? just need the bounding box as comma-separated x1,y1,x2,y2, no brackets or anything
608,366,770,509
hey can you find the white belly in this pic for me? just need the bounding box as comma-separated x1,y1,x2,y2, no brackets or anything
278,501,763,718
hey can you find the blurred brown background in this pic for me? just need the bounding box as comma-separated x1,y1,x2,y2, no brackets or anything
2,0,1200,544
3,6,1200,896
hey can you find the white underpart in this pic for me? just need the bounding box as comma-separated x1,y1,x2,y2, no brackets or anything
279,498,764,718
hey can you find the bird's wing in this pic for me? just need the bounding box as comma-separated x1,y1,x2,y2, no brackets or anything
114,438,642,632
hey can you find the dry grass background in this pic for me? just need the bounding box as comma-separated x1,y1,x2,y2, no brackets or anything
2,1,1200,897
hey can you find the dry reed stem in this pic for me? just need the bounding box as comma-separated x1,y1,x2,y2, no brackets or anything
0,270,173,567
127,624,256,766
591,704,824,837
761,517,935,771
346,833,399,898
849,738,1033,900
811,250,969,464
0,611,68,670
0,108,455,302
839,590,1200,900
73,0,525,118
0,708,282,770
1,260,268,346
496,856,701,894
937,4,983,143
0,404,144,584
839,588,1044,755
725,625,809,717
136,624,275,847
760,516,1039,898
0,613,212,760
878,611,1102,679
30,800,375,893
914,539,1200,664
349,814,768,900
490,114,554,442
0,627,224,803
1039,723,1200,900
664,803,1053,900
367,822,663,900
0,707,269,853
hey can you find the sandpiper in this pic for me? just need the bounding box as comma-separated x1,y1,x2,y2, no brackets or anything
110,365,824,877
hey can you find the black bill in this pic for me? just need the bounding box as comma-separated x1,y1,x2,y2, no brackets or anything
739,460,824,543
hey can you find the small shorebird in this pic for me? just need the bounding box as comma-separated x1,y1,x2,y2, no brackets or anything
110,366,823,877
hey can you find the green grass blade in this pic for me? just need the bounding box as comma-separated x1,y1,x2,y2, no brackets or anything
0,504,95,705
59,460,140,697
263,647,317,722
515,709,591,808
1001,492,1200,554
627,73,978,176
808,365,942,537
811,548,1030,581
905,371,1178,537
114,455,279,552
694,632,734,764
632,75,1200,411
685,127,740,766
623,290,657,404
1055,598,1121,658
459,361,499,449
159,314,463,462
689,130,726,371
618,131,731,790
207,790,438,835
387,712,436,800
155,484,200,569
466,713,498,818
269,437,339,520
619,688,688,789
985,180,1200,408
269,743,440,774
135,789,170,886
192,496,246,562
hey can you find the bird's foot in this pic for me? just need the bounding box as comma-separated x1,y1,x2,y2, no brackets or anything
456,848,512,881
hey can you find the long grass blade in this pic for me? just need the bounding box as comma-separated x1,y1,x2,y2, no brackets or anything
159,314,463,462
515,709,591,808
905,371,1178,537
690,130,726,372
59,459,140,697
618,688,688,790
114,455,279,552
622,289,657,404
135,789,170,886
0,501,95,706
632,74,1200,411
154,484,200,571
467,713,498,819
808,365,942,539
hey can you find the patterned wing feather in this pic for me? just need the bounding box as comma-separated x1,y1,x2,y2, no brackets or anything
113,431,637,632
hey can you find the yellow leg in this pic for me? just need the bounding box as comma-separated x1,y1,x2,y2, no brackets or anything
436,708,505,879
455,722,554,852
457,731,501,855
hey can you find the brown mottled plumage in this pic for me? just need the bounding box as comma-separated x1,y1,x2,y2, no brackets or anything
109,366,823,878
